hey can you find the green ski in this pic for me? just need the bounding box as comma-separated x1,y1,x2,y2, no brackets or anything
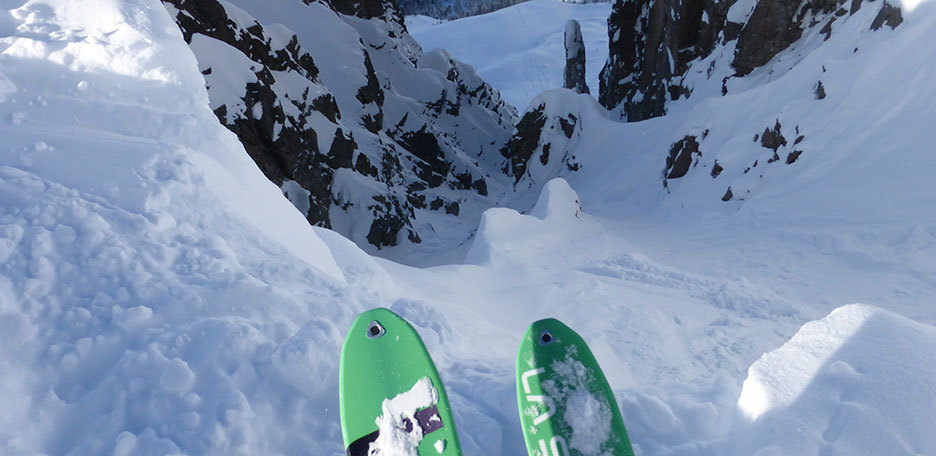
516,318,635,456
340,308,463,456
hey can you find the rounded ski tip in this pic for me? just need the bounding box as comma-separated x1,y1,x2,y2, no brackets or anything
526,318,573,343
346,307,411,343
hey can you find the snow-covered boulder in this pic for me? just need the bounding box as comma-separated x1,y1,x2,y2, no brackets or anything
466,177,582,264
529,178,583,221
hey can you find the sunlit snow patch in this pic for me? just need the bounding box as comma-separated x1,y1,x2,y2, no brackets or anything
899,0,930,12
737,305,876,421
371,377,440,455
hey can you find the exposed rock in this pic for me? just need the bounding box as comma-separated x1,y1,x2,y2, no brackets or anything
599,0,731,121
665,135,701,183
786,150,804,164
559,114,577,139
722,186,734,201
815,80,827,99
398,0,527,20
499,90,588,190
600,0,904,122
164,0,516,252
501,104,548,183
734,0,807,76
322,0,405,27
564,20,590,95
711,161,724,178
871,2,903,30
760,120,787,152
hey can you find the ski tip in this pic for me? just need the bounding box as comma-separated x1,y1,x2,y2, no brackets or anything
345,307,407,343
524,317,577,346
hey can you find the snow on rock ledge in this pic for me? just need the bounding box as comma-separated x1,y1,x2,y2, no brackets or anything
736,304,936,454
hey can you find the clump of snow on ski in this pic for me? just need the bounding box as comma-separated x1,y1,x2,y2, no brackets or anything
371,377,440,455
542,350,613,456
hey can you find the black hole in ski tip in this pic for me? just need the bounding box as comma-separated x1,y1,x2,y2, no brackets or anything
367,321,385,338
539,330,554,345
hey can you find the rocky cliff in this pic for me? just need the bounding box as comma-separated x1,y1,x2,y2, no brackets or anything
162,0,516,254
598,0,903,121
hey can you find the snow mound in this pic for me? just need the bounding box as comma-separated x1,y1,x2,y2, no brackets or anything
528,178,582,221
466,178,581,264
736,304,936,454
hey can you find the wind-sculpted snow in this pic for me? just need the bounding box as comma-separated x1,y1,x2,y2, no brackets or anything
0,1,361,453
735,304,936,454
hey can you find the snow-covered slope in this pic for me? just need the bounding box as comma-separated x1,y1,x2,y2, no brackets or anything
3,0,936,455
408,0,612,109
163,0,517,262
0,1,375,453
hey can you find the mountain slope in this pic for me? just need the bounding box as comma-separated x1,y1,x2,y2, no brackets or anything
162,0,517,262
2,0,936,455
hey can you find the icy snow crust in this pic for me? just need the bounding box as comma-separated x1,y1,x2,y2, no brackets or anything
1,0,936,456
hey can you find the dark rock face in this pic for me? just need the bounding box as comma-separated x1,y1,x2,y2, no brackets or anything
600,0,902,121
870,2,903,30
733,0,852,75
163,0,516,252
322,0,405,26
398,0,526,20
501,104,547,183
165,0,335,225
732,0,807,76
499,91,586,190
564,20,590,95
599,0,731,121
665,135,701,182
760,120,787,152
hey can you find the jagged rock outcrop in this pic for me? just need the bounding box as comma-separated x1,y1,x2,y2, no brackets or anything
325,0,405,25
398,0,527,19
730,0,901,74
599,0,730,121
564,20,590,95
599,0,903,120
500,90,595,195
162,0,516,253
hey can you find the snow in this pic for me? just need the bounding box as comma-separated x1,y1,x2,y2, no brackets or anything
2,0,936,455
408,0,611,110
735,304,936,455
564,20,584,58
546,355,613,455
371,377,439,455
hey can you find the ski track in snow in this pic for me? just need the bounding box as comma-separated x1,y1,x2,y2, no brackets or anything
0,0,935,455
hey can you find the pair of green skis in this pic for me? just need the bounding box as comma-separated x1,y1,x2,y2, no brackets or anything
339,308,635,456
